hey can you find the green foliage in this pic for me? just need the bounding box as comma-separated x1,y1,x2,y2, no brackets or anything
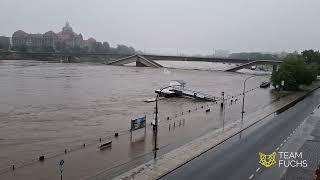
271,55,317,91
301,49,320,64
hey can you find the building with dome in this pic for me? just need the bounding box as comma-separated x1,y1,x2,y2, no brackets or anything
12,22,96,52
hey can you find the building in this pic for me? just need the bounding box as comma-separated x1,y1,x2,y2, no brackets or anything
12,30,28,48
56,22,83,48
0,36,10,50
11,22,95,52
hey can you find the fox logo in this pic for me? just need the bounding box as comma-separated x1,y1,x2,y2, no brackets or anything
259,152,276,168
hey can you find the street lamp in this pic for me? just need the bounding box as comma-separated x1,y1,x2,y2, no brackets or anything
239,75,257,140
154,86,171,158
240,74,270,139
241,75,256,124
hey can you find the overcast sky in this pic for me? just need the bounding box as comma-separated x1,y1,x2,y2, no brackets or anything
1,0,319,55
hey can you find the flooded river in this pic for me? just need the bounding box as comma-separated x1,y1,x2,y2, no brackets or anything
0,60,274,178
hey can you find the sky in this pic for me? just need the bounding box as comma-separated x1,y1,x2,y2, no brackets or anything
1,0,319,55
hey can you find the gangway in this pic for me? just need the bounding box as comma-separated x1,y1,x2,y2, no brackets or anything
171,87,219,102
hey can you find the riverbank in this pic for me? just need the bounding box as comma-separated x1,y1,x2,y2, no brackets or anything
113,81,320,180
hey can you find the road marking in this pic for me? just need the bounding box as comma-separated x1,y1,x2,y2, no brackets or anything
276,147,279,151
249,174,254,179
256,167,260,172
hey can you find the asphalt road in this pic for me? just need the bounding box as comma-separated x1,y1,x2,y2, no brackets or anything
161,89,320,180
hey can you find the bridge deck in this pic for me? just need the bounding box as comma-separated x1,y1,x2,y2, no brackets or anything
225,60,282,72
108,55,163,68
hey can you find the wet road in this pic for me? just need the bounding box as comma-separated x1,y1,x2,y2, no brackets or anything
161,88,320,180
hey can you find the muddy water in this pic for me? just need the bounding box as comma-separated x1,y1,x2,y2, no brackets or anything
0,60,273,175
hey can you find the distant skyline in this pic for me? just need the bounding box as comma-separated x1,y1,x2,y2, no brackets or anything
1,0,320,55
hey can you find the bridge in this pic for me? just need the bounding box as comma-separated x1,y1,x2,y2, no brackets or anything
225,60,282,72
108,55,282,71
0,51,254,64
0,51,282,71
108,55,163,68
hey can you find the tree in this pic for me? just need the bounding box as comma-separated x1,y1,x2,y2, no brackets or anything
271,55,317,91
116,44,135,54
301,49,320,64
102,42,110,52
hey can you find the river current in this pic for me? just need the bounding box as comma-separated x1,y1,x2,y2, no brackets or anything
0,60,272,171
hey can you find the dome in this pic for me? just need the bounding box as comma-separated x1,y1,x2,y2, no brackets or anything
12,30,28,37
62,21,73,33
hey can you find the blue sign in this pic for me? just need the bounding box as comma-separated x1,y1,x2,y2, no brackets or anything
131,116,146,131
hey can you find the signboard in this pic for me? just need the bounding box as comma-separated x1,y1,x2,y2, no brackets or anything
131,116,146,131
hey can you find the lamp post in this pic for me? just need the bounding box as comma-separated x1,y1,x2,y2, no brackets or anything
239,75,256,139
241,75,256,125
239,74,270,139
154,86,171,158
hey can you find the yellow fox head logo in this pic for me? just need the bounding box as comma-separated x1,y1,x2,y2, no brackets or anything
259,152,276,168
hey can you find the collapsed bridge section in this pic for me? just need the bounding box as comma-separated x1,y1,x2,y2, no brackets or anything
108,55,163,68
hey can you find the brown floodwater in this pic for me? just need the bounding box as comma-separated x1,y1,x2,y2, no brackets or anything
0,60,274,179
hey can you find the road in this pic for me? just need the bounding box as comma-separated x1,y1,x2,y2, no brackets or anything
162,89,320,180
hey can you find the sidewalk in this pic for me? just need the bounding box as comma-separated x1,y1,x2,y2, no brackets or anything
114,82,320,180
280,108,320,180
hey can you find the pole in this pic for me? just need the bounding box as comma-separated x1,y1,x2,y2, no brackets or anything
153,94,159,159
154,94,158,150
153,86,171,159
222,92,225,131
240,75,256,139
241,81,246,124
59,160,64,180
